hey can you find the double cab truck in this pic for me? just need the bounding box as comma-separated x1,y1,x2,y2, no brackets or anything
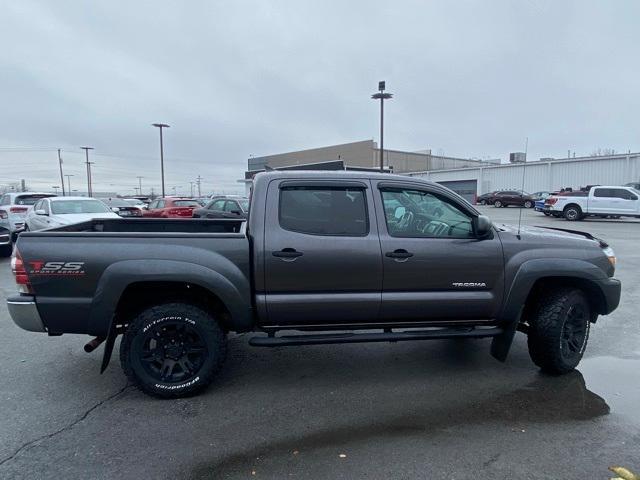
7,171,621,398
546,185,640,221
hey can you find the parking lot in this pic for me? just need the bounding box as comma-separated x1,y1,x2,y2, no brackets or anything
0,206,638,479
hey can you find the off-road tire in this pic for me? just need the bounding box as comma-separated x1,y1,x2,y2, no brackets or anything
120,302,226,398
527,288,590,374
494,200,503,208
563,205,583,221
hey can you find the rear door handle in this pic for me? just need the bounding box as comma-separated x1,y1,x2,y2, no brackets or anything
385,249,413,259
272,248,303,258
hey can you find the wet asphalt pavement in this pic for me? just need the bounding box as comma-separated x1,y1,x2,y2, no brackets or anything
0,207,638,479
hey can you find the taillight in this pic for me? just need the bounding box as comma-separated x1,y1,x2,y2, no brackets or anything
546,198,558,205
10,207,28,213
11,250,33,294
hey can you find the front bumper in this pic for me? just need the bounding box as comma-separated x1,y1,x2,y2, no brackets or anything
7,295,47,332
597,278,622,315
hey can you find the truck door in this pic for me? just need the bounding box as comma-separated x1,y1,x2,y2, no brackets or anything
590,188,618,214
263,179,383,325
374,181,504,322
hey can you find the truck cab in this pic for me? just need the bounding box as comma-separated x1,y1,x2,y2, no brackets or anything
547,185,640,220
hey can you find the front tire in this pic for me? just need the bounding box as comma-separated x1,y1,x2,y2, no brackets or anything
494,200,503,208
120,302,227,398
527,288,590,374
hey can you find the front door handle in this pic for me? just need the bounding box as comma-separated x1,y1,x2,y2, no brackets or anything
273,248,303,258
385,249,413,259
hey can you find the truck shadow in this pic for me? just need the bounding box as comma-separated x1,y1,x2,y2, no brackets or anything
189,368,608,479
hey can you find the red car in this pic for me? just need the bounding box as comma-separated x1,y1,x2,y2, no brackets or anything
142,197,201,218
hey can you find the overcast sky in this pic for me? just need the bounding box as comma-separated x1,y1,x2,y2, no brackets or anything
1,0,638,195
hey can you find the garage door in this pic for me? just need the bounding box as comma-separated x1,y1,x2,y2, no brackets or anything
437,180,478,204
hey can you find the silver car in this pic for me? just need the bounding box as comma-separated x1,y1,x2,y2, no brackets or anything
0,192,57,241
25,196,119,231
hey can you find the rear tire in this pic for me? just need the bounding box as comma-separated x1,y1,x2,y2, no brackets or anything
524,200,533,208
0,244,12,257
479,199,487,205
527,288,590,374
120,302,227,398
563,205,582,221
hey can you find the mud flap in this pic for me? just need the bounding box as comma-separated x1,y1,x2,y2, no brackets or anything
490,307,523,362
100,318,119,374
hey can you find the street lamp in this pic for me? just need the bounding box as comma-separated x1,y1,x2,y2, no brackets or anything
52,186,60,194
80,146,94,196
64,174,74,195
152,123,170,197
371,81,393,172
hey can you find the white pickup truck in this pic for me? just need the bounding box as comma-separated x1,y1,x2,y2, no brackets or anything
546,185,640,221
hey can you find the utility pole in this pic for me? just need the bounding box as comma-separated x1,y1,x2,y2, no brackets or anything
371,81,393,172
189,181,195,197
196,175,202,197
64,174,74,194
137,176,143,196
152,123,170,197
57,149,66,196
81,147,94,196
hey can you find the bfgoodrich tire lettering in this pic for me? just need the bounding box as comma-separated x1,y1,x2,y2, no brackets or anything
120,303,226,398
527,288,590,374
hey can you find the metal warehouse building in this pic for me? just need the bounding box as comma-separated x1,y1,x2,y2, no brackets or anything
406,153,640,203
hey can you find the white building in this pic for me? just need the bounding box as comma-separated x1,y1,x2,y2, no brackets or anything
406,153,640,203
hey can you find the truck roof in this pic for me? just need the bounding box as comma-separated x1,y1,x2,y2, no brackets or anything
253,170,439,185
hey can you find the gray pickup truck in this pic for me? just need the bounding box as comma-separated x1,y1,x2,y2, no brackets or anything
8,171,621,398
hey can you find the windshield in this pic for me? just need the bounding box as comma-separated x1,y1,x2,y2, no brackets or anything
173,200,201,207
15,194,55,206
51,200,112,215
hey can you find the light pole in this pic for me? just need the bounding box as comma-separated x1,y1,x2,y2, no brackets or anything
152,123,170,197
52,186,60,194
81,146,94,196
57,149,66,196
371,81,393,172
64,174,74,194
136,176,143,196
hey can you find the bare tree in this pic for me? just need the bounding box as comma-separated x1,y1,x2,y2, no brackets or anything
590,147,616,156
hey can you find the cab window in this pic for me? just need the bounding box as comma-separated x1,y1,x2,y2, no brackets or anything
279,186,368,236
381,188,474,238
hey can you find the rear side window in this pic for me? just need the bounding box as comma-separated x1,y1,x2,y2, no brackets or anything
15,194,54,206
279,186,368,236
173,200,200,207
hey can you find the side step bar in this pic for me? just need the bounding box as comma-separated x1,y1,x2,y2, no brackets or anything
249,327,503,347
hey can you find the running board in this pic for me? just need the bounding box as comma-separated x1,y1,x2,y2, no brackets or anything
249,327,504,347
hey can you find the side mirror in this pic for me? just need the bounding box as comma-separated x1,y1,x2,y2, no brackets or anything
475,215,492,237
35,209,47,216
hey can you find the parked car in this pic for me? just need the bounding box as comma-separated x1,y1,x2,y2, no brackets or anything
492,190,536,208
24,197,119,231
142,197,202,218
0,226,11,257
624,182,640,190
8,171,621,398
537,191,587,215
193,196,249,219
476,191,498,205
0,192,57,240
122,198,147,209
101,198,143,217
546,186,640,220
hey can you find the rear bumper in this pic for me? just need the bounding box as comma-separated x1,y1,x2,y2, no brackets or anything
7,295,47,332
597,277,622,315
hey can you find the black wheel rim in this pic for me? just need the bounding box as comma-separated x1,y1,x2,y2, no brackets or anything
139,321,208,384
560,304,587,359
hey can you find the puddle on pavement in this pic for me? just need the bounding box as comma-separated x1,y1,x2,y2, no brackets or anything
578,355,640,422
